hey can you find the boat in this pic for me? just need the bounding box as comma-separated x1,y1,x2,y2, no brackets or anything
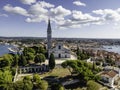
8,47,19,54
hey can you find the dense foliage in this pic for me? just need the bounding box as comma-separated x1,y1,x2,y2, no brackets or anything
0,73,48,90
0,45,47,90
34,53,46,64
61,60,101,83
76,47,90,60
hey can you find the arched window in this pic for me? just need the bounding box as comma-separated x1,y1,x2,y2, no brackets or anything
58,54,61,58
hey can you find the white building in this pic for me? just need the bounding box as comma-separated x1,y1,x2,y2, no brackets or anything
49,42,71,58
100,67,120,88
46,19,71,58
100,70,118,87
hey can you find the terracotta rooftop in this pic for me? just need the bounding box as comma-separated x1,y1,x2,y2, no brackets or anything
100,70,118,78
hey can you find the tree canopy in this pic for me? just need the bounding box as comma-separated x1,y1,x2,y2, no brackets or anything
34,53,46,64
61,60,100,82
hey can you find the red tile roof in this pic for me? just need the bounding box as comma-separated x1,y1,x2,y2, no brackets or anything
100,70,118,78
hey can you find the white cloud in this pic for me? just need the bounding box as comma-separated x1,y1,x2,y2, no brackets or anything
26,1,55,22
92,9,104,15
27,5,71,23
26,15,48,23
0,13,8,17
3,1,110,29
50,6,71,17
3,4,29,16
3,1,71,25
29,3,48,15
49,6,72,27
73,0,86,7
93,9,120,21
49,5,71,24
20,0,36,5
72,10,99,21
58,10,103,28
36,1,55,8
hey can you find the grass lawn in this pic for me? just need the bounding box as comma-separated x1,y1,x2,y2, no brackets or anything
16,67,71,82
40,67,71,78
0,57,3,60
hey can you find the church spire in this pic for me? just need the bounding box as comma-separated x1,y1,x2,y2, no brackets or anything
47,19,51,33
47,18,52,50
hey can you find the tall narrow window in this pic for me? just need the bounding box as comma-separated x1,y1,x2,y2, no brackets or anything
58,54,61,58
58,45,61,49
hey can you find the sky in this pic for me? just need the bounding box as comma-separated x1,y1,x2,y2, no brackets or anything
0,0,120,38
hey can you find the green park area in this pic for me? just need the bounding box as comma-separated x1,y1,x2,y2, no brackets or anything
40,67,71,78
0,45,109,90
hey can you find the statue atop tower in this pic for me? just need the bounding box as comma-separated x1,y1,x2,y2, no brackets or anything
47,19,52,50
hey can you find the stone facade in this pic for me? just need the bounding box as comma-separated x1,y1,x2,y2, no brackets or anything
49,43,71,58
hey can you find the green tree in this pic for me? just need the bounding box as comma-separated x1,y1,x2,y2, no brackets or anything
76,48,90,60
0,59,10,68
92,62,96,70
23,47,28,56
31,46,46,54
27,48,35,54
37,46,46,54
49,53,55,70
37,80,48,90
33,74,41,83
13,54,19,67
14,81,24,90
0,70,12,84
61,60,77,75
26,53,34,61
62,60,98,82
0,70,13,90
76,47,81,56
23,76,33,90
18,54,27,66
34,53,46,64
22,47,35,61
0,54,14,68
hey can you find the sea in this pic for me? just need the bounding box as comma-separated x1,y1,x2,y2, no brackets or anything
0,44,16,56
102,45,120,54
0,44,120,56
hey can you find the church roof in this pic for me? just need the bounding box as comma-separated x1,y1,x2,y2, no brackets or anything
100,70,118,78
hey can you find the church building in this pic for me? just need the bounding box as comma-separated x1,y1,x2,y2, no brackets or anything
47,19,71,58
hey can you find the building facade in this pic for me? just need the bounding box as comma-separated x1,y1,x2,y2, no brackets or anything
49,43,71,58
100,66,120,88
47,19,71,58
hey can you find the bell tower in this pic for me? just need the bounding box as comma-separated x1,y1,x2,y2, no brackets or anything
47,19,52,50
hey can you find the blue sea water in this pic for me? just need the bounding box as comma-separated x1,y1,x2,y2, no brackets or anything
0,44,120,56
0,44,12,56
102,45,120,54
